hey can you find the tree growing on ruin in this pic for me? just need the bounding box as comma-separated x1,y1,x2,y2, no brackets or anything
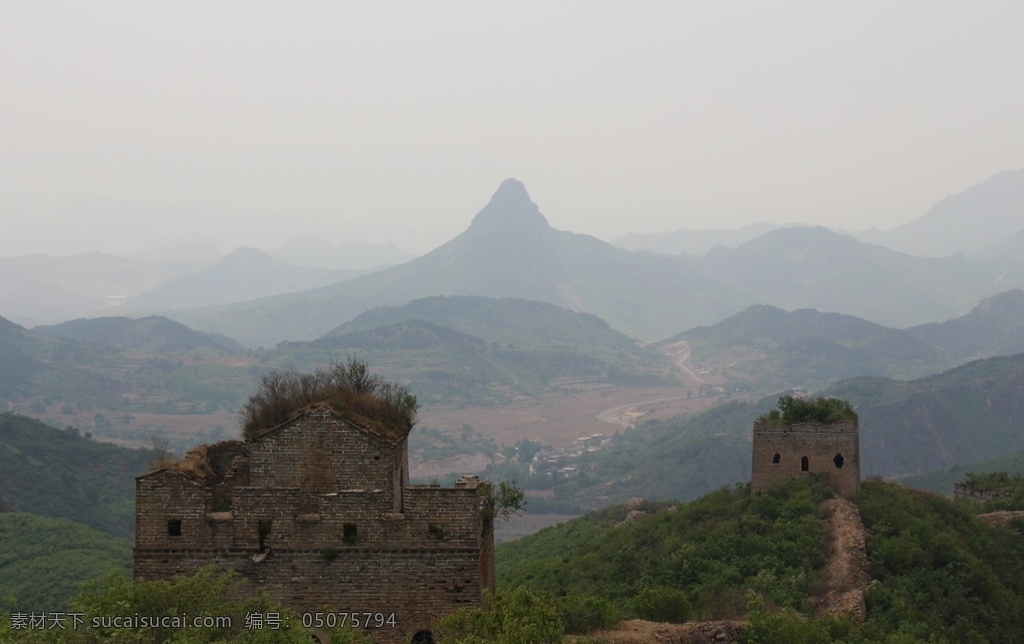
757,395,858,426
240,358,418,440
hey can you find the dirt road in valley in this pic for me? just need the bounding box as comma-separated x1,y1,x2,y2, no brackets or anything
418,381,717,448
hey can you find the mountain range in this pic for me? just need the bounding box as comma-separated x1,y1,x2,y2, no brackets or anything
857,168,1024,257
165,179,754,346
157,176,1020,347
3,171,1023,349
657,288,1024,393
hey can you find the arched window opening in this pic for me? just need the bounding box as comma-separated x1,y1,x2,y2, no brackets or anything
772,453,781,464
412,631,435,644
801,456,809,472
834,453,845,469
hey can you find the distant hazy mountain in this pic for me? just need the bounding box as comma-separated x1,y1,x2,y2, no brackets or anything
321,295,641,354
34,315,245,353
272,235,415,270
0,316,46,393
126,237,225,264
831,354,1024,477
659,304,945,392
0,252,186,326
857,169,1024,257
694,226,1001,327
168,179,753,347
907,289,1024,361
284,296,673,404
611,222,782,256
657,290,1024,394
120,246,363,312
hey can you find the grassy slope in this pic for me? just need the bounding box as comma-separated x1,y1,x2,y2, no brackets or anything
0,513,132,612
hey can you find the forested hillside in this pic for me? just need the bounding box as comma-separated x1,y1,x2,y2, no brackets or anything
0,413,152,538
0,514,131,612
495,478,1024,641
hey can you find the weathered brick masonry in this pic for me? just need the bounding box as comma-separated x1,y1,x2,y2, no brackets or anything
750,420,860,497
135,405,495,643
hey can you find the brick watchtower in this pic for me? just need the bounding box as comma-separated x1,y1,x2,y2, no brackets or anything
751,419,860,497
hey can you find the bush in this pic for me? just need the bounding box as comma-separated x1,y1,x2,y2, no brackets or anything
436,587,563,644
240,358,417,439
632,586,691,623
556,595,620,634
757,395,857,425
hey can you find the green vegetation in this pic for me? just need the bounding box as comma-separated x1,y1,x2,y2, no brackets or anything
482,481,527,535
491,478,1024,641
240,358,417,439
499,477,834,626
0,513,132,612
0,413,152,538
957,470,1024,510
856,480,1024,642
897,449,1024,495
756,395,858,425
437,587,563,643
0,566,372,643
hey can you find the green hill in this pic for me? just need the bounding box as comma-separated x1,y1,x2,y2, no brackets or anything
0,413,153,538
272,296,676,405
657,290,1024,397
834,353,1024,477
0,316,48,395
500,477,833,624
896,449,1024,496
0,513,132,612
659,304,946,393
322,295,641,356
34,315,245,353
496,478,1024,641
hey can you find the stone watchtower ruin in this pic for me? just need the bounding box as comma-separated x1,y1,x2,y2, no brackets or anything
135,404,494,643
750,417,860,497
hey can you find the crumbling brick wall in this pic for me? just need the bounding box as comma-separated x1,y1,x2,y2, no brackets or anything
135,405,494,643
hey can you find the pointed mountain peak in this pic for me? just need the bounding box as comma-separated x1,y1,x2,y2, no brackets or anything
469,179,549,234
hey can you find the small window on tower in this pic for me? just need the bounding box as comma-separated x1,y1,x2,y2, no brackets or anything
343,524,358,543
167,520,182,537
258,520,272,551
772,453,781,464
834,453,845,469
801,456,809,472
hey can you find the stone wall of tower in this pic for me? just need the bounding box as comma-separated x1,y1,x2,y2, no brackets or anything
750,420,860,497
134,406,492,643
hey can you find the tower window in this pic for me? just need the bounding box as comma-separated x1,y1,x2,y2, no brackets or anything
258,520,272,551
167,520,182,537
801,456,809,472
344,524,358,543
772,453,781,464
834,453,845,469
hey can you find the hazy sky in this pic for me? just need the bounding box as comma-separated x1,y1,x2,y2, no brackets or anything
3,2,1022,257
